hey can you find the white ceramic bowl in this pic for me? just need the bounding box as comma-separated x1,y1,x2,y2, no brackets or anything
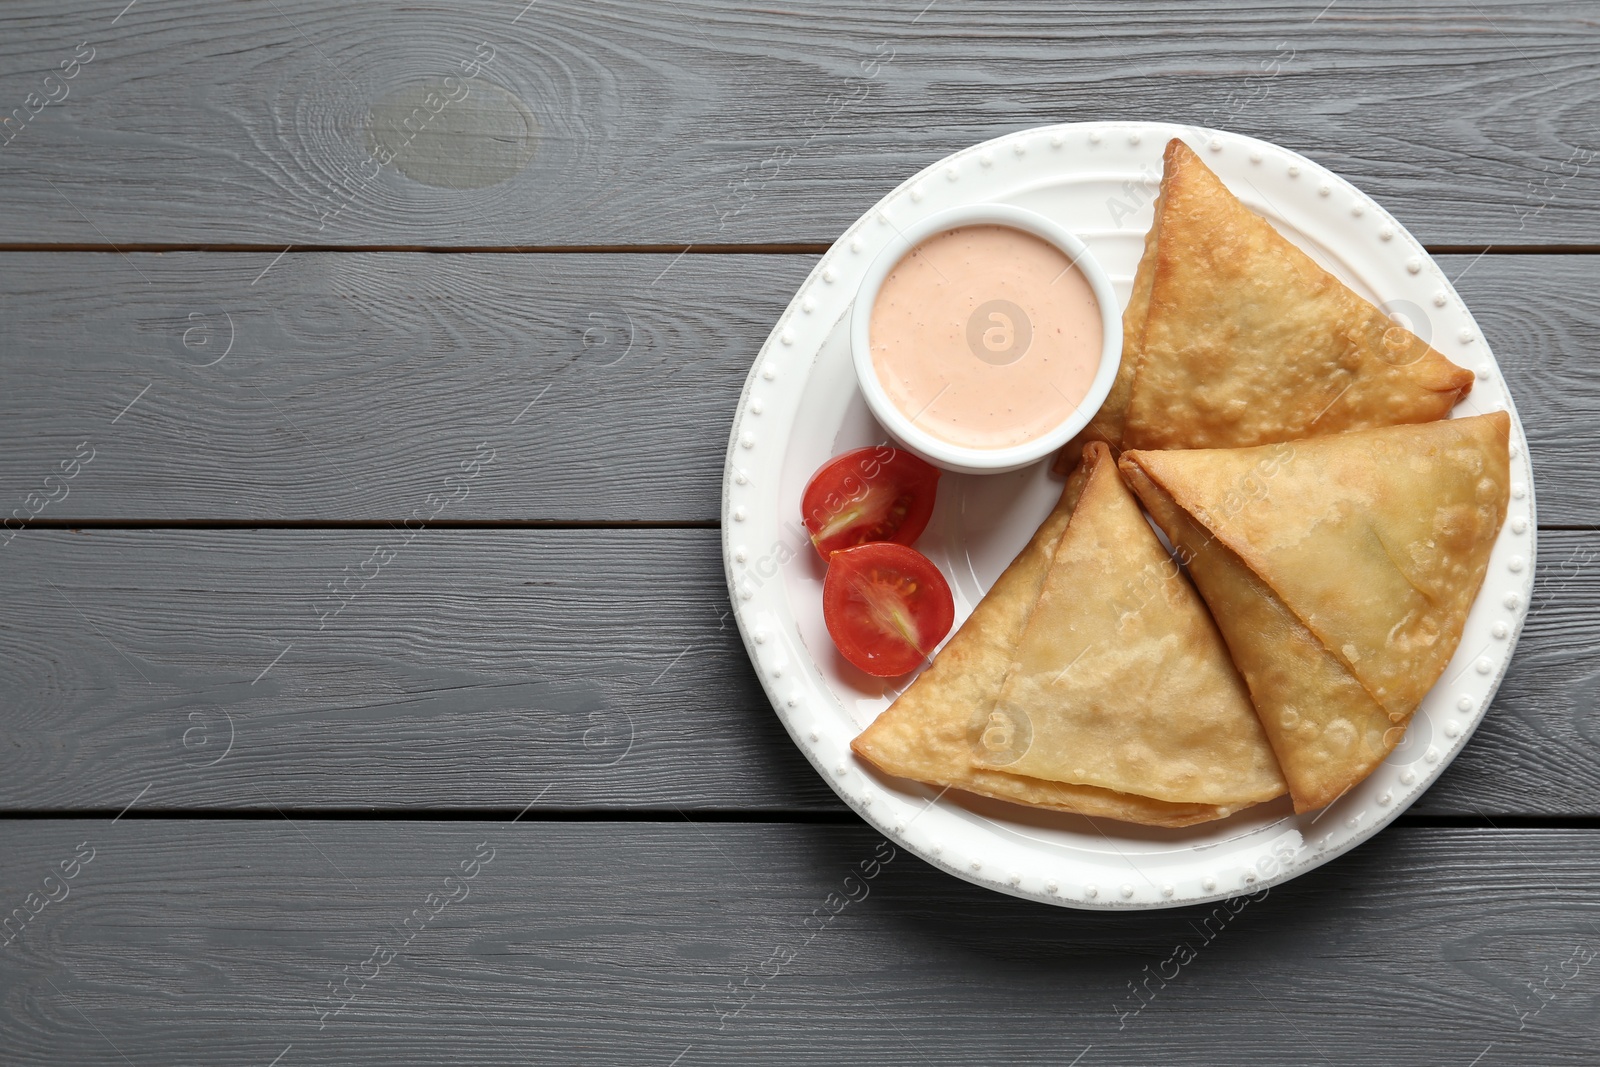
849,203,1122,475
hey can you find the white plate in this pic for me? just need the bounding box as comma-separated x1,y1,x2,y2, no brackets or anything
721,121,1537,910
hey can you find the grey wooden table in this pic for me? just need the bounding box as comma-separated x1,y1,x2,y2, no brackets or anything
1,2,1597,1064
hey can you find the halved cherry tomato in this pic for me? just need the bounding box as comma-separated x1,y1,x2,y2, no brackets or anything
800,446,939,560
822,542,954,677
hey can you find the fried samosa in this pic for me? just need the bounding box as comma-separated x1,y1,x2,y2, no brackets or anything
972,444,1287,810
1121,413,1511,810
1060,138,1473,472
851,441,1286,825
1121,459,1399,811
851,459,1232,827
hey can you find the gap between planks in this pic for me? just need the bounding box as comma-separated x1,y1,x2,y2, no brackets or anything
16,519,724,530
0,243,1596,256
0,242,836,255
0,810,1597,829
13,520,1595,532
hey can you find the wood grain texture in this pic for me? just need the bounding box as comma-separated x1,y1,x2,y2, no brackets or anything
1,821,1598,1066
0,251,809,524
0,1,1596,246
0,527,833,813
0,251,1593,523
2,527,1598,816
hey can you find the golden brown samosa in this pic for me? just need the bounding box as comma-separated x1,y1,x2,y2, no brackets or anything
1061,138,1473,472
972,444,1286,810
1121,413,1511,810
851,455,1233,827
1121,458,1399,811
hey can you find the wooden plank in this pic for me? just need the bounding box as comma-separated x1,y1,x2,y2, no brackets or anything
0,1,1596,246
0,251,1593,524
1472,253,1600,532
2,527,1597,816
0,527,834,813
1,820,1597,1065
0,251,808,524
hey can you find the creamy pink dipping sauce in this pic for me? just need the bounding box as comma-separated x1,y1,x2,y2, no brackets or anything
869,224,1103,451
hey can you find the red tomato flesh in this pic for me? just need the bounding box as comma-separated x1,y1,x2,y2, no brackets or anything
822,542,954,677
801,446,939,560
